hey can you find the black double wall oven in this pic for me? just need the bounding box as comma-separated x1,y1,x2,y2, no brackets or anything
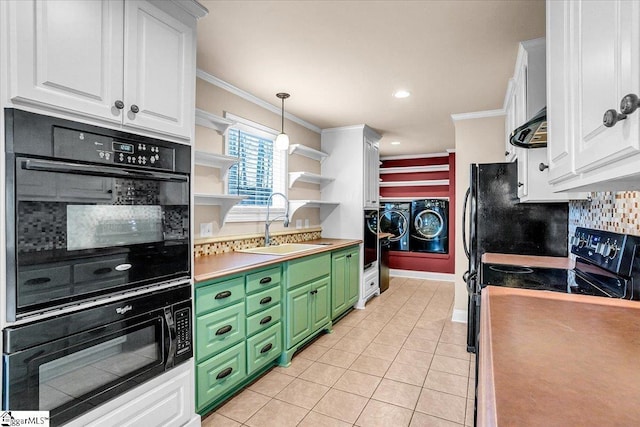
3,109,193,425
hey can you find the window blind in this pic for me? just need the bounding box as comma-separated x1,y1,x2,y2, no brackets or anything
227,128,286,208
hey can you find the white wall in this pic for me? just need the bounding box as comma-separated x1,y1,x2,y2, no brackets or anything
453,114,505,319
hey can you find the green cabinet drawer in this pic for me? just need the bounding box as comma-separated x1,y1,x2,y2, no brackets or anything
247,304,281,336
287,253,330,289
246,285,281,316
196,302,246,362
196,341,246,411
246,266,281,294
246,323,282,376
196,276,244,315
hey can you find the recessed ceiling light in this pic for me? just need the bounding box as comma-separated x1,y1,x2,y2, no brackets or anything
393,90,411,99
390,141,401,145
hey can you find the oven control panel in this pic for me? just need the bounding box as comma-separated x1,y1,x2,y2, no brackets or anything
570,227,640,276
53,127,175,171
175,307,191,355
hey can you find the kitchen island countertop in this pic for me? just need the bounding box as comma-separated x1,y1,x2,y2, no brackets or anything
479,286,640,426
194,238,361,283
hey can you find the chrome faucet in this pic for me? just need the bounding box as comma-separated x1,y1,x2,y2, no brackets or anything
265,192,290,246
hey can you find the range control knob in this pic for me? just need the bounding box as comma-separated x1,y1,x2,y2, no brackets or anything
570,235,581,246
596,242,610,256
577,235,588,248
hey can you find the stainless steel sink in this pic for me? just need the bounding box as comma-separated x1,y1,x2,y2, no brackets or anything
237,243,326,256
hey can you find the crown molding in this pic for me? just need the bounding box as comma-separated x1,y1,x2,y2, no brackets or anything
450,109,505,122
196,69,322,134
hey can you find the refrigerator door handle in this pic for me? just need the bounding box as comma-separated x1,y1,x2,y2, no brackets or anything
462,187,470,259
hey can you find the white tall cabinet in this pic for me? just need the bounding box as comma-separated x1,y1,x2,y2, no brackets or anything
5,0,198,141
0,1,206,426
321,125,381,308
546,0,640,191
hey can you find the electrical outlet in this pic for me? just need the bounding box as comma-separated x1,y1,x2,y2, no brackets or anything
296,219,302,229
200,222,213,237
304,219,310,228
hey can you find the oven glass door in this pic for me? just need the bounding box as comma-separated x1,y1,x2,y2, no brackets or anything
11,157,190,318
3,316,165,426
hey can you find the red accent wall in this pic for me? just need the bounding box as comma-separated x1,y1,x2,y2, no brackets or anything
380,153,455,274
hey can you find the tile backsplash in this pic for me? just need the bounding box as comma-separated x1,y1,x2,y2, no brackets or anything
194,229,322,257
569,191,640,236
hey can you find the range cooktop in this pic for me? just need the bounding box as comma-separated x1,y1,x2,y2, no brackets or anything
480,264,620,298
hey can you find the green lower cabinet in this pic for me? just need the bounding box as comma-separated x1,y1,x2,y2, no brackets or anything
196,302,245,362
311,277,331,331
285,275,331,351
196,341,246,411
247,323,282,375
286,283,312,347
331,245,360,319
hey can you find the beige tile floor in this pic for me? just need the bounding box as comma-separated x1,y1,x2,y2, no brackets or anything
203,277,476,427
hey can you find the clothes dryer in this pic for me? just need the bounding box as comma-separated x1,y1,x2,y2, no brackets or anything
379,202,410,251
410,199,449,253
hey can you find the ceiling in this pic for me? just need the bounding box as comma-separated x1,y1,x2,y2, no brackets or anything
196,0,545,156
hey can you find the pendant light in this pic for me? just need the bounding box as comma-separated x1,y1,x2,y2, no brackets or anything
275,92,290,150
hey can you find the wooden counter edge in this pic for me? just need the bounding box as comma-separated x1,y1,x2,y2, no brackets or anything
194,239,362,283
478,287,497,427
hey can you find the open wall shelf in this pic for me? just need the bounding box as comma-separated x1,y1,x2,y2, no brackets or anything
194,151,238,179
288,144,329,162
289,200,339,221
195,109,236,135
379,165,450,174
194,194,247,224
289,172,334,188
379,179,450,187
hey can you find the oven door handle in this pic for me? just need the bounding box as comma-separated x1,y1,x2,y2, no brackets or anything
163,308,177,369
21,158,188,182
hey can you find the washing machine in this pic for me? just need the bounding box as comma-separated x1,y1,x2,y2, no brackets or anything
379,202,410,251
410,199,449,253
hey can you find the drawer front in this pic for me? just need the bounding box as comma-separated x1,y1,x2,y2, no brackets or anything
196,302,245,362
246,285,281,316
246,266,281,294
246,323,282,376
247,304,281,336
196,341,246,411
196,276,244,315
287,253,330,289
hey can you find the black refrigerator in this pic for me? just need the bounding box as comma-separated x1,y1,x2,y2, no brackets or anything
463,162,568,353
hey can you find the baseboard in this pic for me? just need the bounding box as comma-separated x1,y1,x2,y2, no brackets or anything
390,269,455,282
451,309,468,324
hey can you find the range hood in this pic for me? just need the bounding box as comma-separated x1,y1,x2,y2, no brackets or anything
509,107,547,149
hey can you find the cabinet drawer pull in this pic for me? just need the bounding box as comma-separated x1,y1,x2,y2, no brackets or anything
259,316,272,325
260,343,273,354
93,267,112,275
538,163,549,172
259,277,272,284
24,277,51,286
215,325,232,336
215,291,232,300
216,367,233,380
259,296,272,305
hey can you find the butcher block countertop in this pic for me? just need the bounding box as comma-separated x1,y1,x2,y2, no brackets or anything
479,286,640,426
194,238,361,283
482,253,575,270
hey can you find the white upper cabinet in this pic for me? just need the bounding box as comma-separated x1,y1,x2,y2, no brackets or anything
506,38,587,202
547,0,640,191
363,133,380,209
7,0,200,141
122,1,194,138
9,0,124,123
